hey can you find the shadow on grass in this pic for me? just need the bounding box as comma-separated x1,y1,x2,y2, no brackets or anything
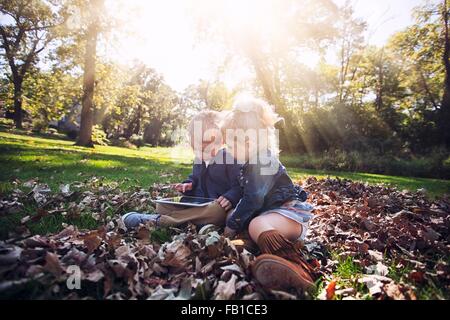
0,126,74,143
0,143,192,191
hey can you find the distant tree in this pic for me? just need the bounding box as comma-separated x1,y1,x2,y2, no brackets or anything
182,79,235,111
335,1,367,104
22,66,81,130
0,0,61,128
388,1,447,151
103,63,185,146
65,0,105,147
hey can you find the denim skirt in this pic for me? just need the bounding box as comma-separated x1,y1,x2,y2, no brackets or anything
259,200,315,240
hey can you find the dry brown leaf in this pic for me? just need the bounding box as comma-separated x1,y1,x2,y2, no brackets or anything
214,274,237,300
326,280,336,300
44,252,63,277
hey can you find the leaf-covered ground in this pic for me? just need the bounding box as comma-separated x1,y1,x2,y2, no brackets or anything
0,176,449,300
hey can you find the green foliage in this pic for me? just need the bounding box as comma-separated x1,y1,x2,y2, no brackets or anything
283,149,450,179
444,156,450,170
0,118,14,127
91,125,109,146
31,118,48,133
333,255,363,279
23,68,82,129
109,137,137,149
182,80,236,111
272,0,449,155
101,62,187,147
0,0,64,128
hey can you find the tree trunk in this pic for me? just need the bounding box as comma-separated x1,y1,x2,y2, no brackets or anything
13,78,23,129
440,0,450,147
417,66,439,110
375,50,384,112
76,22,98,148
134,105,142,135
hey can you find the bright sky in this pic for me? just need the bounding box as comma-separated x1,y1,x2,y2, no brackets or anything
105,0,435,92
337,0,431,45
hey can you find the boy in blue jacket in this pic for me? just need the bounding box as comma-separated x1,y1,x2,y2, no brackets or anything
122,111,242,229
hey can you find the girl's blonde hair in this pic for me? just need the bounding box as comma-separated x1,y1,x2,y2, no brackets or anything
221,96,283,155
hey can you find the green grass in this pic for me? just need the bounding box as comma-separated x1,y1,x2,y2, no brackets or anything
0,131,193,238
150,227,174,244
1,130,449,198
0,131,192,192
312,253,372,300
0,200,101,237
333,257,372,300
333,255,363,279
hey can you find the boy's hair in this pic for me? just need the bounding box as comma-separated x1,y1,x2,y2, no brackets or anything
221,96,283,155
188,110,222,145
188,110,221,134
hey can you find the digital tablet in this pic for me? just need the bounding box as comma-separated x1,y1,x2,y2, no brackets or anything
153,196,216,207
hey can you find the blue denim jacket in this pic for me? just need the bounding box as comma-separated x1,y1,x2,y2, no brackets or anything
183,149,243,207
226,155,307,232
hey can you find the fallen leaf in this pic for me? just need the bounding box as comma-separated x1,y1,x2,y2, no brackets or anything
384,282,406,300
368,250,383,262
326,280,337,300
214,274,237,300
359,275,392,296
367,262,389,276
409,271,425,284
160,240,192,270
44,252,63,277
0,245,22,266
80,229,105,253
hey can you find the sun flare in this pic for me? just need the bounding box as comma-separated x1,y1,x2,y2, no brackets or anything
103,0,320,91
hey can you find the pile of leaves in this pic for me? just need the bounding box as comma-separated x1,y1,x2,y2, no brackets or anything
0,177,266,300
0,176,449,300
0,222,262,300
305,177,450,300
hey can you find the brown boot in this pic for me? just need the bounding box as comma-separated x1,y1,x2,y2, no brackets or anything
252,254,315,292
256,230,315,277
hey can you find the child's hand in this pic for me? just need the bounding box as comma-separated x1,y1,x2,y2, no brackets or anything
217,196,232,211
174,183,193,193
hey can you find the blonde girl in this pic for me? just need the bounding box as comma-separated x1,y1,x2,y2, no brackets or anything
221,96,316,293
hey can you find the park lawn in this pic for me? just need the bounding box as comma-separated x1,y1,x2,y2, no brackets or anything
1,130,449,198
0,130,193,191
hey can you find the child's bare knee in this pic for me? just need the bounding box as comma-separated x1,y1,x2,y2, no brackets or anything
249,216,266,241
249,216,261,230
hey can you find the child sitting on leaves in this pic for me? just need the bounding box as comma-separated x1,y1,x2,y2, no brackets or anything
221,96,316,294
122,111,242,229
